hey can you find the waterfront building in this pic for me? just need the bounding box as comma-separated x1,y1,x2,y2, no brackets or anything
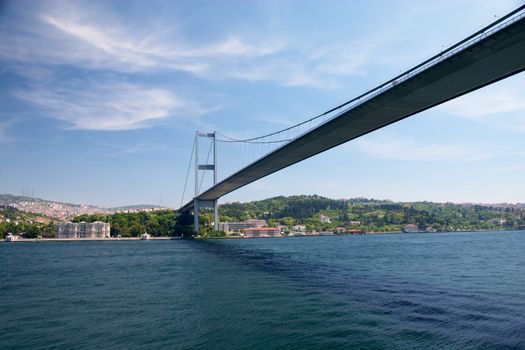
243,227,281,238
219,219,267,233
55,221,110,239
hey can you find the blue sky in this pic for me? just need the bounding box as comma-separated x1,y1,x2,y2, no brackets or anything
0,0,524,207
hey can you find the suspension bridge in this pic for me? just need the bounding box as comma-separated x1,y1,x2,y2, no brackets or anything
179,6,525,233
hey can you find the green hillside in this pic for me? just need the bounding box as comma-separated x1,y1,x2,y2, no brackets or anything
218,195,525,232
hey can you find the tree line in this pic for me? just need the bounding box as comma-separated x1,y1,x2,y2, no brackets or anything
3,196,524,238
72,210,182,237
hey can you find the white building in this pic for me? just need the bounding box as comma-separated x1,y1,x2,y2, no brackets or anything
292,225,306,232
56,221,111,239
320,215,331,224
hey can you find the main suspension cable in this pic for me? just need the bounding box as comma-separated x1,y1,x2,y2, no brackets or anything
180,137,196,208
215,132,292,144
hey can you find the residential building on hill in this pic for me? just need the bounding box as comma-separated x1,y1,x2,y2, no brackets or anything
320,215,331,223
292,224,306,232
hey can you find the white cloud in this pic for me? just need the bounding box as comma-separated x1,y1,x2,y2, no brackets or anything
13,81,189,131
353,134,490,162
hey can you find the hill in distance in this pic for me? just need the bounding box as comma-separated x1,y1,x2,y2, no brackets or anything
0,194,166,220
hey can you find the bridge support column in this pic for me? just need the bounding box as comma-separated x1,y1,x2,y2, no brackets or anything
193,199,217,234
213,131,218,232
194,198,199,233
214,199,219,231
192,130,219,235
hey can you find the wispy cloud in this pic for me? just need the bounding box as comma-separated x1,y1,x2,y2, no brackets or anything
1,8,269,70
490,163,525,173
0,2,372,89
102,142,171,158
489,151,525,173
443,77,525,132
222,42,372,88
13,80,190,131
38,13,282,74
247,180,275,192
353,134,491,162
445,85,525,119
0,121,15,143
256,115,295,127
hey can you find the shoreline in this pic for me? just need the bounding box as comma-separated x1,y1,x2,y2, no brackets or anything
2,237,176,242
4,229,523,243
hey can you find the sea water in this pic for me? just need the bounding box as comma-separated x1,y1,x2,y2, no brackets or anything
1,231,524,349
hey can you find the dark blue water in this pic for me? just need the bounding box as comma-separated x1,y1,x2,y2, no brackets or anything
1,231,524,349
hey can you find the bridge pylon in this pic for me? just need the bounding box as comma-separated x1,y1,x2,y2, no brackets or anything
193,130,218,234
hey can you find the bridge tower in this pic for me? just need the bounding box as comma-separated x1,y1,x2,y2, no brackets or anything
193,131,219,233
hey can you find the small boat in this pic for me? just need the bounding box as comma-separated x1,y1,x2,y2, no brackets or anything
140,231,151,240
5,233,18,242
319,231,334,236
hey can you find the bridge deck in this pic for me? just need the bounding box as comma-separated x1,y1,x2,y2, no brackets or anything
181,13,525,212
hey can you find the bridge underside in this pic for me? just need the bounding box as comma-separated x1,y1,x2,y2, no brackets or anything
181,16,525,212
